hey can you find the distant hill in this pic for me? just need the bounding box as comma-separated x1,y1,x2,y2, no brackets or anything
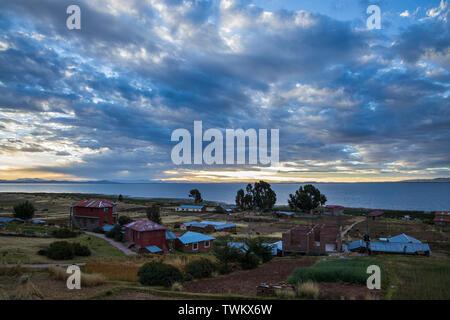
399,178,450,183
0,179,120,184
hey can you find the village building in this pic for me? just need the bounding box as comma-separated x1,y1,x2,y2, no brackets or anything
348,233,431,256
367,211,384,220
123,219,168,253
282,224,342,254
323,205,344,216
434,212,450,226
272,211,295,219
70,199,118,231
176,231,215,252
165,230,177,252
180,221,236,232
175,205,204,212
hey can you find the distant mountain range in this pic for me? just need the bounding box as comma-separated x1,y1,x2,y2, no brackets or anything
0,178,449,183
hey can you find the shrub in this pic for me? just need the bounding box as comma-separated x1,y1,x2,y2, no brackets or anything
46,241,74,260
106,225,123,242
138,261,183,287
246,238,274,263
37,249,48,256
72,243,91,256
13,201,35,220
185,258,216,279
239,252,260,270
92,226,104,234
52,228,78,238
171,282,183,291
275,287,296,299
296,281,320,299
118,215,132,226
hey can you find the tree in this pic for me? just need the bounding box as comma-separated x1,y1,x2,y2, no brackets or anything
146,205,161,224
189,189,203,204
118,194,123,202
235,189,245,210
13,201,36,220
118,215,132,226
245,238,274,263
288,184,327,213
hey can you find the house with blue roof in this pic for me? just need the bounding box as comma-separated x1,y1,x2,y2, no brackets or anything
180,220,236,232
176,231,215,252
175,205,204,212
272,211,295,219
347,234,431,256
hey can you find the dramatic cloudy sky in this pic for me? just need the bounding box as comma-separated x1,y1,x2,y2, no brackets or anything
0,0,449,182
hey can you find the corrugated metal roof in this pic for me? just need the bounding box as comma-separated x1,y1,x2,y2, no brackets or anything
178,231,215,244
228,242,248,252
278,211,295,215
72,199,115,208
31,219,46,224
213,223,236,230
388,233,421,243
348,240,365,250
166,231,176,240
179,205,204,209
369,241,431,254
0,217,24,223
368,211,384,217
124,219,166,232
145,245,162,253
102,225,115,232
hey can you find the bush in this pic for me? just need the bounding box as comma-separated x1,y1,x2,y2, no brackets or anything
92,226,104,234
239,252,260,270
246,238,274,263
138,261,183,287
52,228,78,238
118,215,132,226
37,249,48,256
185,258,216,279
46,241,74,260
106,225,123,242
72,243,91,257
13,201,35,220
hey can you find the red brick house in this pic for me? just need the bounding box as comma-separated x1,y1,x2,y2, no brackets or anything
123,219,168,253
176,231,215,253
70,199,118,231
282,224,341,254
368,211,384,220
323,205,344,216
434,212,450,226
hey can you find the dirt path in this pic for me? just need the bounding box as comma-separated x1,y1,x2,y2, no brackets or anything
85,231,136,255
342,217,366,238
183,257,317,296
2,262,86,269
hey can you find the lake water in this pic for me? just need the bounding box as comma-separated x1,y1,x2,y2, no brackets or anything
0,182,449,211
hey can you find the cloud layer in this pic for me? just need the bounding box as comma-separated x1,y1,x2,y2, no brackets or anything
0,0,449,182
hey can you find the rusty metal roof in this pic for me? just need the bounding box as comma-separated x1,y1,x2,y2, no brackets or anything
124,219,166,232
72,199,115,208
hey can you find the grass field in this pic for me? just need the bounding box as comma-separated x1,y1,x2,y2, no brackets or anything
287,257,384,286
0,234,125,264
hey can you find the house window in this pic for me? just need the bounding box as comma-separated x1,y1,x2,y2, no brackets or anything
204,240,210,248
192,242,198,251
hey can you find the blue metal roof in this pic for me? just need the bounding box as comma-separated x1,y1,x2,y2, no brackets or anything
278,211,295,215
145,245,162,253
214,223,236,230
348,240,365,250
387,234,422,244
263,241,282,255
166,231,177,240
200,220,226,226
31,219,46,224
179,205,204,209
228,242,248,252
369,242,431,254
0,217,24,223
102,225,115,232
178,231,215,244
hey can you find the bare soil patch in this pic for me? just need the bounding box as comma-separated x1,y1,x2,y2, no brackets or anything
318,282,382,300
183,257,317,296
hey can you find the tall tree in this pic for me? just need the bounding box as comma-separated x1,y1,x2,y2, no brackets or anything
146,205,161,224
235,181,276,212
288,184,327,214
235,189,245,210
189,189,203,204
13,201,35,220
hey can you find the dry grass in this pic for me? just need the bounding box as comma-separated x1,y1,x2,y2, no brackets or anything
8,275,44,300
171,282,183,291
49,266,106,287
274,287,296,299
85,260,140,282
296,281,320,299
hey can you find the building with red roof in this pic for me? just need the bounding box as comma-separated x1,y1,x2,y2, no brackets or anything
323,205,344,216
70,199,118,230
123,219,168,253
367,211,384,220
434,212,450,226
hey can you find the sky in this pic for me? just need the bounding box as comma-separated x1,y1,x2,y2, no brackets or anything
0,0,449,183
